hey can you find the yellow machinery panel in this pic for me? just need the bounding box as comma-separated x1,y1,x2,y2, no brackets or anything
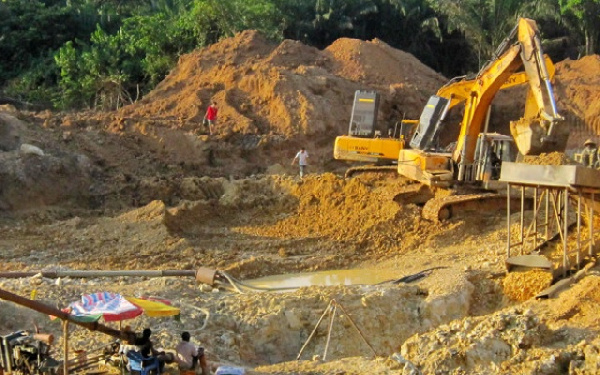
397,149,453,186
334,135,405,163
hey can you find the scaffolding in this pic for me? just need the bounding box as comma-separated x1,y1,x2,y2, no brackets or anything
500,162,600,277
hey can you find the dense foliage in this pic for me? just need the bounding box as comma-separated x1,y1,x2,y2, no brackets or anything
0,0,597,110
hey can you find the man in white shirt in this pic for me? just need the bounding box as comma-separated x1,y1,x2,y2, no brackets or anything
291,147,309,179
175,332,208,375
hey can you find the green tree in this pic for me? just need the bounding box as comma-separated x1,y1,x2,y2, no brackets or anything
55,27,131,109
185,0,284,45
53,0,285,109
376,0,442,63
426,0,560,69
559,0,600,55
0,0,92,84
310,0,379,47
274,0,318,43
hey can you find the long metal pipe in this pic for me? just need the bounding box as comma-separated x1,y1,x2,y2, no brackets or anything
0,269,197,279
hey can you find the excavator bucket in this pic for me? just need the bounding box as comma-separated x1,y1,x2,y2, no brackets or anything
510,117,568,155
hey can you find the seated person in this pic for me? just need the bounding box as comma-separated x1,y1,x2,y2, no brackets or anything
134,328,173,372
134,328,154,353
175,332,208,375
141,347,159,368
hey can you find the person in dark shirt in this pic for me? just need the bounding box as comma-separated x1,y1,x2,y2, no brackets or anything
134,328,155,354
581,139,598,168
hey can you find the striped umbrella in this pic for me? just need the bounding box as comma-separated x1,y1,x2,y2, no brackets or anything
66,292,179,322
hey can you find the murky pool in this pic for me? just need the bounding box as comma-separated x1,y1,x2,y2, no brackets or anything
243,268,401,290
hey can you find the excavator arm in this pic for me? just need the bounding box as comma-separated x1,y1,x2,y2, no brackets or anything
452,18,564,180
410,52,555,154
435,54,555,110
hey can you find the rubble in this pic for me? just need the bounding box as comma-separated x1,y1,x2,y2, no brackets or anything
1,32,600,375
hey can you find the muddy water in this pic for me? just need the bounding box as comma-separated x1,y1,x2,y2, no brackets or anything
244,268,402,290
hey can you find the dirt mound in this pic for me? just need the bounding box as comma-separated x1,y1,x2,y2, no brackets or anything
502,269,553,301
325,38,444,93
400,308,554,374
544,274,600,331
117,31,447,138
399,303,600,374
553,55,600,147
521,151,576,165
235,173,423,253
1,112,90,211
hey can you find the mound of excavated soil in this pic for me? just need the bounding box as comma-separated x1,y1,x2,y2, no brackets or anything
553,55,600,147
521,151,576,165
117,31,447,138
547,274,600,330
324,38,443,93
235,173,423,253
398,304,600,374
502,269,553,301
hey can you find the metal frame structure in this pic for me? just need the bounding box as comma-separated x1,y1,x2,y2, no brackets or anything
500,163,600,276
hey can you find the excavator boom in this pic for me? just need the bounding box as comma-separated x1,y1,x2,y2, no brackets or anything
333,18,566,222
395,18,565,221
453,18,565,176
510,18,566,155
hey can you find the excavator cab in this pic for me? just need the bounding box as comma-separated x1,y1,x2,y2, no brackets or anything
409,95,450,151
473,134,519,187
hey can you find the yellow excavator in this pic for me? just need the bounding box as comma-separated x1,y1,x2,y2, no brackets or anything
334,18,567,220
334,56,555,178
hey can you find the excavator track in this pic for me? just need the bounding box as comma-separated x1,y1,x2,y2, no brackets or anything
394,183,436,205
422,193,532,222
345,165,398,179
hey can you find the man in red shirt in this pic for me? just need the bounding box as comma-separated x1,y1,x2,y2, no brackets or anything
204,101,218,135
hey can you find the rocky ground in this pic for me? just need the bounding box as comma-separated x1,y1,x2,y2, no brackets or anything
2,32,600,375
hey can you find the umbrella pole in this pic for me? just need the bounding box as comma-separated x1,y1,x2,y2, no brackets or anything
63,320,69,375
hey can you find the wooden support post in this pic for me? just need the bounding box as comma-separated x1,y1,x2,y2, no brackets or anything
335,302,377,358
323,304,337,361
296,301,332,361
563,188,569,277
0,288,127,340
577,190,582,269
63,321,69,375
533,187,538,249
520,186,525,254
545,189,549,241
507,184,511,258
591,193,595,257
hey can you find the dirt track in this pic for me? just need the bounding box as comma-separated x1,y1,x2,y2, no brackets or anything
2,32,600,374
